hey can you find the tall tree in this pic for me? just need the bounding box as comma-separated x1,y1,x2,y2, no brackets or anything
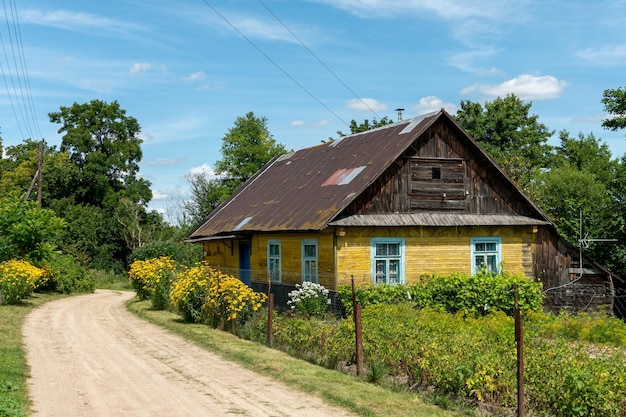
602,86,626,133
455,94,554,190
184,112,287,225
48,99,151,206
533,130,625,277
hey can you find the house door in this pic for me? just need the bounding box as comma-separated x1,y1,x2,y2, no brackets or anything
239,240,251,286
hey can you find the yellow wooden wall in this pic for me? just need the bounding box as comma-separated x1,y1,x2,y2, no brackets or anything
252,233,335,288
201,225,536,290
336,225,536,287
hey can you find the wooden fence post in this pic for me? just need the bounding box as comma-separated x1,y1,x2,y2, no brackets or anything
351,276,364,376
515,284,525,417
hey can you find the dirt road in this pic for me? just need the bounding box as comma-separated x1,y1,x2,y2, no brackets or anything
23,290,356,417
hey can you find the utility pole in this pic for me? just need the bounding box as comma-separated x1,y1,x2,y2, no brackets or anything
37,140,43,207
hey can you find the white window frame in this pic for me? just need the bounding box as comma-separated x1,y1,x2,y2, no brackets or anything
301,239,318,283
268,240,282,282
471,237,502,274
370,238,405,285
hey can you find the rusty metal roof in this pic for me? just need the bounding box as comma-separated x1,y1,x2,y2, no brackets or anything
189,111,441,239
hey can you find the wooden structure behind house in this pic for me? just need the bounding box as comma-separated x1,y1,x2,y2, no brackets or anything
188,110,619,315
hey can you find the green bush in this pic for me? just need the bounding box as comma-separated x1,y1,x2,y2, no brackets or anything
286,282,332,318
339,271,543,317
45,253,95,294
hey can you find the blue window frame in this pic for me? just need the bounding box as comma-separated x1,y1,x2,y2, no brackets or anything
471,237,502,274
268,240,281,282
302,239,318,283
370,238,405,284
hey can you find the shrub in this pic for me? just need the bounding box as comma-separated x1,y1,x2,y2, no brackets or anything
204,271,267,332
0,260,43,304
287,282,331,318
128,257,176,309
44,253,95,294
169,263,212,323
339,271,543,317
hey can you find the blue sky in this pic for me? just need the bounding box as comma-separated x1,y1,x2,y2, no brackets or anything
1,0,626,222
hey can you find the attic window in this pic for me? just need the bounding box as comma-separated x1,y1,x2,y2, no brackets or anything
322,166,366,186
432,167,441,180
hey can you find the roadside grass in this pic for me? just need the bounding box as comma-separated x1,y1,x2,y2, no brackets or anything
127,298,474,417
91,269,132,291
0,292,65,417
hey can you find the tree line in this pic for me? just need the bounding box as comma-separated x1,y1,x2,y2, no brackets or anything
1,88,625,283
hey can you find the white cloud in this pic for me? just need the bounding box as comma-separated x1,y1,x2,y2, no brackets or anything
461,74,567,100
187,163,216,179
576,44,626,65
130,62,151,75
345,98,388,112
290,119,330,128
310,0,517,20
145,157,186,166
182,71,207,81
20,9,145,34
152,190,169,200
413,96,458,115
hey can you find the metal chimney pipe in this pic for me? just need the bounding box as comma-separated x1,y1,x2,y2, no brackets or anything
395,108,404,122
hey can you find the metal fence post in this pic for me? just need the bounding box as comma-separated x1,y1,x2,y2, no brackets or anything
351,276,364,376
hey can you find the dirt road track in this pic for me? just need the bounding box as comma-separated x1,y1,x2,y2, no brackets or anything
23,290,356,417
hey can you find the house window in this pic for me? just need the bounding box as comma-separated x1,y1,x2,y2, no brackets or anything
471,237,501,274
302,240,318,283
371,238,405,285
268,240,281,282
432,167,441,180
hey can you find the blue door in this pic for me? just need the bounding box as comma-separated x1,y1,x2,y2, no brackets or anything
239,240,251,286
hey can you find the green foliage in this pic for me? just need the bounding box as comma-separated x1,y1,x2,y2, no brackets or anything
265,303,626,416
287,282,331,318
0,193,65,263
338,271,543,317
130,238,201,267
602,86,626,133
44,253,95,294
49,99,148,206
183,112,288,224
455,94,553,189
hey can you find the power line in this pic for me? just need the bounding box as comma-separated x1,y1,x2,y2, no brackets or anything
257,0,383,121
0,0,41,140
200,0,349,128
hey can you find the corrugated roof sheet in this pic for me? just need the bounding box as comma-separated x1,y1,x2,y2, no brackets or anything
329,213,551,227
189,112,439,238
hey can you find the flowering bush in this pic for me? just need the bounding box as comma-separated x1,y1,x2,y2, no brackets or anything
169,263,212,323
204,271,267,331
287,281,331,318
0,260,44,304
128,257,176,309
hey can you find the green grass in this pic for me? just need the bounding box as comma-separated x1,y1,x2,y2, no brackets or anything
91,269,132,291
0,292,66,417
127,298,475,417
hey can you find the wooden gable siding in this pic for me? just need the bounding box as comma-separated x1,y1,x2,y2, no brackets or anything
343,118,540,218
335,225,536,287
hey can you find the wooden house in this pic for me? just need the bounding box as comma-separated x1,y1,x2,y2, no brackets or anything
187,110,617,314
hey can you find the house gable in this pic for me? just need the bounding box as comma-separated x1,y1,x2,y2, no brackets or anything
341,114,546,220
